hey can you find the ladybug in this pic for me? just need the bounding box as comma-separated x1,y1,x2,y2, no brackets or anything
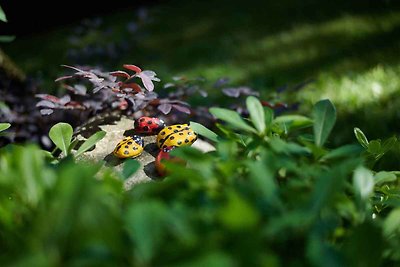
134,116,166,135
155,146,175,176
113,135,144,159
156,124,197,149
155,146,186,177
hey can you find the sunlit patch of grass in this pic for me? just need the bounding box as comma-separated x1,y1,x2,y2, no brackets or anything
299,64,400,110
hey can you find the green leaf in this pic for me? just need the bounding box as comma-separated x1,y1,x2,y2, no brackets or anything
218,191,260,230
367,140,381,155
246,96,266,134
353,166,374,200
354,128,369,149
374,171,397,185
312,99,336,147
49,123,73,156
0,35,15,42
122,159,141,180
0,6,7,22
381,136,397,154
190,121,219,143
320,144,363,161
75,131,106,157
269,137,310,155
0,122,11,132
273,115,313,130
209,107,256,134
383,208,400,236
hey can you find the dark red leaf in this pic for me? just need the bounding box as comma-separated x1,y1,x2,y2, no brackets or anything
121,83,142,93
110,71,131,78
123,64,142,73
35,94,61,103
55,75,74,82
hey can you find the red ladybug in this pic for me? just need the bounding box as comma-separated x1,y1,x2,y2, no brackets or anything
134,116,166,135
155,146,185,177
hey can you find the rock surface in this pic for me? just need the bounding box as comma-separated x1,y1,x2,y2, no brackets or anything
77,116,215,189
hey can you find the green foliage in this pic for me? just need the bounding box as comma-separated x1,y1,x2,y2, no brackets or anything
75,130,106,157
49,123,73,156
0,123,11,133
0,5,7,22
190,121,220,142
0,5,14,42
313,99,336,147
1,97,400,265
48,122,105,159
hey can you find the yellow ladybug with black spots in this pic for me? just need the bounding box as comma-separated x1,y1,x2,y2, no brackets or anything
157,124,197,149
113,135,144,159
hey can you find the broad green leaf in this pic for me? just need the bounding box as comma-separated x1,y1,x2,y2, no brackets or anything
269,137,310,155
274,115,312,130
264,106,274,130
384,208,400,236
122,159,141,180
246,96,265,133
367,140,381,155
0,122,11,132
320,144,363,161
342,222,383,267
381,136,397,154
209,107,256,134
176,252,235,267
374,171,397,185
218,191,260,230
49,122,73,156
354,128,369,149
190,121,219,143
0,35,15,42
353,166,374,200
125,201,167,262
313,99,336,146
0,6,7,22
75,131,106,157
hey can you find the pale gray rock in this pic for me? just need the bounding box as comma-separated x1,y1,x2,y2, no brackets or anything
76,116,215,189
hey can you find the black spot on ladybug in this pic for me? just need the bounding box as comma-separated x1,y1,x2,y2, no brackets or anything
161,131,166,135
185,139,189,143
140,118,145,122
124,150,129,155
125,145,129,148
179,132,184,135
187,132,192,135
170,136,175,140
127,142,132,145
168,127,172,130
177,125,182,128
133,147,137,150
143,126,149,131
184,127,190,130
174,130,179,133
147,120,152,124
178,141,182,145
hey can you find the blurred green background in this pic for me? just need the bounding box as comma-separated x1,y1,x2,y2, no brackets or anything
3,0,400,144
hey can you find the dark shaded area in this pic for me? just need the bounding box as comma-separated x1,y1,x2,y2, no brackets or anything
0,1,160,37
2,0,400,147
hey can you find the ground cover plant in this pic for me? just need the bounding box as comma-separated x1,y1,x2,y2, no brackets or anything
1,94,400,266
2,1,400,266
